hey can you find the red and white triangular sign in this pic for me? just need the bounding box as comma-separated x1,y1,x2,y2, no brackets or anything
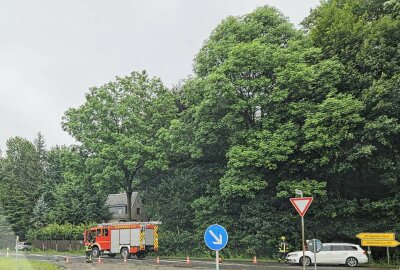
290,197,313,217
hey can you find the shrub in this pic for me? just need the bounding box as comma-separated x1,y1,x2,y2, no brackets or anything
27,223,95,240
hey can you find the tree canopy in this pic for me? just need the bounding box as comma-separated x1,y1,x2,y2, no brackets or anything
0,2,399,259
62,71,177,220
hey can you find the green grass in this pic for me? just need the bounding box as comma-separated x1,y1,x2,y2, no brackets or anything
0,257,61,270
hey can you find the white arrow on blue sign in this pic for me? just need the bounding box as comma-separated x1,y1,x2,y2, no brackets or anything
204,224,228,251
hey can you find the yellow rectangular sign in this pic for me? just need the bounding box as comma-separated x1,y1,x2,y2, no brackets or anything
361,239,400,247
356,233,395,240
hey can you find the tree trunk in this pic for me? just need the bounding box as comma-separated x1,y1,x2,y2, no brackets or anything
126,191,132,221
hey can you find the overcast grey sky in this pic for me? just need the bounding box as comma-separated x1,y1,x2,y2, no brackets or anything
0,0,320,152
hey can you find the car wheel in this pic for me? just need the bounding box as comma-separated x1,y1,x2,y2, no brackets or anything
346,257,358,267
92,246,100,258
121,247,130,259
299,256,311,266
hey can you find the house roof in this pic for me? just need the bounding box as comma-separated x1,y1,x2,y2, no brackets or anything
106,192,138,207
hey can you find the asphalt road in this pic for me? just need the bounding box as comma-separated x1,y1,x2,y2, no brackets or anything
3,253,399,270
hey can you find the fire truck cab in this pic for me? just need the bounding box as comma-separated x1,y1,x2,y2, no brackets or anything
84,221,159,259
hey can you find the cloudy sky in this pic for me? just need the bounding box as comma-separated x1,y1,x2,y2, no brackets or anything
0,0,320,152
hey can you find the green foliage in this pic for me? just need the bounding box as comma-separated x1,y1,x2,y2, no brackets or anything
27,223,93,241
145,3,400,258
276,180,327,198
1,3,400,261
0,137,43,238
304,0,400,90
62,71,177,220
0,137,110,239
157,230,199,256
195,6,300,77
30,195,50,229
48,147,111,224
0,205,15,249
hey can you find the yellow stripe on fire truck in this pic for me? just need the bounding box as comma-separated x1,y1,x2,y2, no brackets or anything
154,226,159,250
139,226,145,250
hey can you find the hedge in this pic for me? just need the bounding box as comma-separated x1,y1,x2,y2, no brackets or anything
27,223,96,241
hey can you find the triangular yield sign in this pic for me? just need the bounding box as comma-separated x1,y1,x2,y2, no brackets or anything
290,197,313,217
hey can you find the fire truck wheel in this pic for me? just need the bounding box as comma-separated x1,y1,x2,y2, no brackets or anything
92,246,100,258
120,247,130,259
136,251,145,260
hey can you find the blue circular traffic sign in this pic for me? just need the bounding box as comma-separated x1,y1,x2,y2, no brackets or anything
204,224,228,251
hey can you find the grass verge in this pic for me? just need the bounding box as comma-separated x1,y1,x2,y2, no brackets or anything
0,257,61,270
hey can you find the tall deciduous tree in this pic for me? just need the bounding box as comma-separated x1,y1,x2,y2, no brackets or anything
62,71,176,220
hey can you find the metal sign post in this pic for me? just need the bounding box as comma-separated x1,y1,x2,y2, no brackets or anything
301,217,305,270
204,224,228,270
367,246,371,264
313,239,317,270
15,235,19,267
387,247,389,264
308,238,322,270
216,250,219,270
290,193,314,270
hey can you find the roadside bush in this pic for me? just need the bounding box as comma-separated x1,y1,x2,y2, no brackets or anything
157,230,200,256
27,223,95,241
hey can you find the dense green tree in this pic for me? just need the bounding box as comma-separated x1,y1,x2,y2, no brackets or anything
194,6,301,77
148,6,330,255
304,0,400,91
0,205,15,249
62,71,177,220
41,146,67,210
0,137,42,238
145,3,400,257
30,194,50,229
302,0,400,213
49,146,111,224
0,135,109,237
1,2,399,258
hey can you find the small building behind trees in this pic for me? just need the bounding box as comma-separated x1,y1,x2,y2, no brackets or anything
106,192,148,222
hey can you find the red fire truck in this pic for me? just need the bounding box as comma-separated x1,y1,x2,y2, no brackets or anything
84,222,159,259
